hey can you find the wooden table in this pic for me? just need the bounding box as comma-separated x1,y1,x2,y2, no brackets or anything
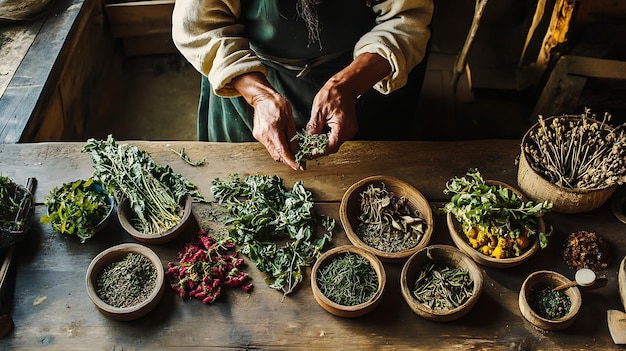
0,140,624,350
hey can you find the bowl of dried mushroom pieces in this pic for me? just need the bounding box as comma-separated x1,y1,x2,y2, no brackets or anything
339,175,433,262
518,110,626,213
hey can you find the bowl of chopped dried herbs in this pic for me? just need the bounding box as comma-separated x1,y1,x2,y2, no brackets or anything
518,111,625,213
400,244,483,322
442,169,551,269
340,175,433,262
518,270,582,331
311,245,386,318
85,243,165,321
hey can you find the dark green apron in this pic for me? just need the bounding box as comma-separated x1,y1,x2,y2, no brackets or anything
198,0,428,141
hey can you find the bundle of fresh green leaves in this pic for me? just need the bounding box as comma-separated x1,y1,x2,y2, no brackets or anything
40,178,111,243
82,135,205,235
211,174,334,295
0,175,31,232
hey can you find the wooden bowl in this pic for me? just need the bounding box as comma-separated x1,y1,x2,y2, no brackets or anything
85,243,165,321
446,180,543,268
339,175,433,262
400,244,483,322
518,116,618,213
518,270,582,331
118,194,192,244
311,245,386,318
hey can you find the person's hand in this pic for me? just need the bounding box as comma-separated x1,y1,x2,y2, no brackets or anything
306,53,392,157
232,72,301,171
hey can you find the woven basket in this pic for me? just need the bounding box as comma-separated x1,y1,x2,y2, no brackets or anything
517,116,618,213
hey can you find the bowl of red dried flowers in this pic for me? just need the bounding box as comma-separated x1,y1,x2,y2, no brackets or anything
400,244,483,322
311,245,386,318
442,169,551,269
340,175,433,262
518,111,625,213
85,243,165,321
518,270,582,331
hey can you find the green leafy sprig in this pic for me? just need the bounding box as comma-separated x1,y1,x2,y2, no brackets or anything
291,130,329,166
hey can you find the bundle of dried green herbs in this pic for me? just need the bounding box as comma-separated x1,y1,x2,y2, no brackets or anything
96,252,157,308
211,174,334,295
412,261,473,310
82,135,205,235
356,183,426,252
291,130,329,166
40,178,111,243
523,109,626,190
0,175,31,233
316,252,378,306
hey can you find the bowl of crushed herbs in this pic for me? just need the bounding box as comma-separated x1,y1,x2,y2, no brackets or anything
401,244,483,322
340,175,433,262
85,243,165,321
442,169,552,268
311,245,386,318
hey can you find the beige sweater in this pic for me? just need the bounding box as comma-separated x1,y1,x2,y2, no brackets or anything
172,0,433,97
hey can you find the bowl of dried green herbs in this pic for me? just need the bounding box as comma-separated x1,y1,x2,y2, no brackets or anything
519,110,626,213
311,245,386,318
340,175,433,262
518,270,582,331
85,243,165,321
400,244,483,322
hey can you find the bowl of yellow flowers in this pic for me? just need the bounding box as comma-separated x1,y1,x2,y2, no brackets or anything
442,169,551,268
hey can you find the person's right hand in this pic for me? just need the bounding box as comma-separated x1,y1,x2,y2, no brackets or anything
232,72,301,171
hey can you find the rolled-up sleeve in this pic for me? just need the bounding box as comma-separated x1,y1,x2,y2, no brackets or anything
172,0,266,97
355,0,434,94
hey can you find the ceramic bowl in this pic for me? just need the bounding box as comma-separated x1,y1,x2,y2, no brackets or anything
518,115,618,213
518,270,582,331
400,244,483,322
85,243,165,321
446,180,543,268
340,175,433,262
311,245,386,318
118,193,192,244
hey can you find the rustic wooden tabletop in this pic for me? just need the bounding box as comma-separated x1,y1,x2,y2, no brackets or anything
0,140,624,350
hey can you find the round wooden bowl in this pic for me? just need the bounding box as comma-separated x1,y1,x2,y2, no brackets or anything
400,244,483,322
518,270,582,331
446,180,543,268
518,116,618,214
618,256,626,309
85,243,165,321
118,194,192,244
339,175,433,262
311,245,386,318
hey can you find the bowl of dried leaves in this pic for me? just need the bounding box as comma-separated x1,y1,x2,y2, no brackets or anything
85,243,165,321
400,244,483,322
311,245,386,318
518,109,626,213
339,175,433,262
442,169,551,268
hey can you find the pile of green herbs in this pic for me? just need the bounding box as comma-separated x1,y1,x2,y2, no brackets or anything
441,169,553,254
291,130,329,166
40,178,111,243
211,174,334,295
524,109,626,190
0,175,32,233
413,259,473,310
357,183,426,252
316,252,378,306
82,135,204,235
96,252,157,308
528,284,571,320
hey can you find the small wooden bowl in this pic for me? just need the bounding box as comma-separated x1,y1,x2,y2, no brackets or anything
400,244,483,322
446,180,543,268
518,116,618,213
311,245,386,318
340,175,433,262
85,243,165,321
518,270,582,331
118,194,192,244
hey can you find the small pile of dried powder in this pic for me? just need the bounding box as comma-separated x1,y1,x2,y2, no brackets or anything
562,230,610,271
